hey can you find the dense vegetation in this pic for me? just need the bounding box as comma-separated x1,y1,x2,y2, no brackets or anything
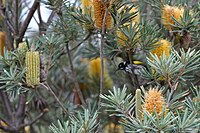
0,0,199,132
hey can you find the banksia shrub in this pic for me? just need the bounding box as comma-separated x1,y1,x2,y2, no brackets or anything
161,5,184,30
0,32,6,56
25,51,40,86
143,88,166,116
88,58,113,89
151,39,171,59
92,0,112,30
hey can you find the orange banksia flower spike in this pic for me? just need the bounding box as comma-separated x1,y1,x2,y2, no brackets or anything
92,0,112,30
0,32,6,56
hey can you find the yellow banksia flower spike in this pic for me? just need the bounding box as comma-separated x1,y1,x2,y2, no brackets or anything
143,88,166,116
26,51,40,86
88,58,113,89
151,39,171,59
92,0,112,30
0,32,6,57
81,0,91,14
161,5,184,30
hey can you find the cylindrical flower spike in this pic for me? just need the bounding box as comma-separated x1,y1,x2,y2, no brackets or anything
26,51,40,86
88,58,113,89
143,88,166,117
135,89,142,120
92,0,112,30
151,39,171,59
0,32,6,56
161,5,184,30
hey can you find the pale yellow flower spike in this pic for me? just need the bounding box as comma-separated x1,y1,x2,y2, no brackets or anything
92,0,112,30
88,58,113,89
151,39,171,59
26,51,40,86
143,88,166,116
162,5,184,30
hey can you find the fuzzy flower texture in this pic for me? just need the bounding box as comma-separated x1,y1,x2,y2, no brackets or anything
82,0,112,30
92,0,112,29
143,88,166,116
162,5,184,30
151,39,171,59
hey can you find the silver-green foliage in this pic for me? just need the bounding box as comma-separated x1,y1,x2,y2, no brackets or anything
49,107,98,133
100,86,200,132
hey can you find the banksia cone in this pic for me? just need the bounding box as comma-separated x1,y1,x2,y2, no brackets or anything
161,5,184,30
143,88,166,116
151,39,171,59
92,0,112,30
0,32,6,56
135,89,142,120
26,51,40,86
88,58,113,89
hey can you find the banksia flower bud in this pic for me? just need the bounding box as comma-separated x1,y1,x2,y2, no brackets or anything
143,88,166,116
26,51,40,86
135,89,142,120
88,58,113,89
161,5,184,30
0,32,6,56
92,0,112,30
151,39,171,59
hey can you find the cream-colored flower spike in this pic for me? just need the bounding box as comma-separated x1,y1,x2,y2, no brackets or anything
161,5,184,30
143,88,166,116
26,51,40,86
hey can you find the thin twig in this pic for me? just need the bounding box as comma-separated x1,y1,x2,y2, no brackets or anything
98,3,109,108
66,43,86,105
40,82,70,115
69,32,91,52
15,0,20,49
19,0,39,42
18,110,48,128
46,10,56,27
